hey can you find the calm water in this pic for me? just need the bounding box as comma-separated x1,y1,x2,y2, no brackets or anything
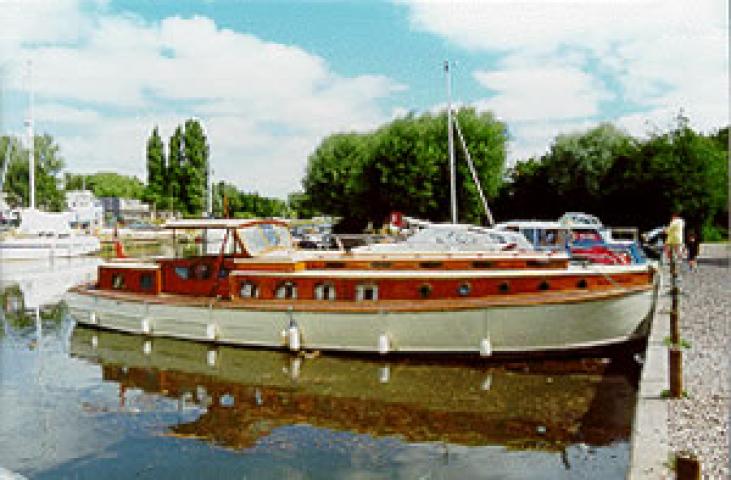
0,256,641,479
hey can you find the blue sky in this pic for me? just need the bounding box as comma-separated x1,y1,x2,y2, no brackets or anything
1,0,727,197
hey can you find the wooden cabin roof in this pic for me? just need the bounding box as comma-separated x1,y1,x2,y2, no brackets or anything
162,218,289,230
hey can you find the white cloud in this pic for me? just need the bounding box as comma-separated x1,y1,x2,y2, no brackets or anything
474,66,611,122
3,5,403,197
401,0,728,160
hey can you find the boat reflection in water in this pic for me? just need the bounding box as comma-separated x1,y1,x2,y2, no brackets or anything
70,327,639,459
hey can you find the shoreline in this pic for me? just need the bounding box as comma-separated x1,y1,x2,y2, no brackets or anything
628,243,730,479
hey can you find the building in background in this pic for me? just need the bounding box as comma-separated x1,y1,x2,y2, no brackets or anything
100,197,151,225
65,190,104,230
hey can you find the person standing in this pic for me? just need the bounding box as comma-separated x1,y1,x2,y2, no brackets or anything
686,231,700,271
664,213,685,263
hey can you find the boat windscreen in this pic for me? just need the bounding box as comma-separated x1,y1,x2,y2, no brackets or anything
238,223,292,256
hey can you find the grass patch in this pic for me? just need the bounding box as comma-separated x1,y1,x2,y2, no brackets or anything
663,336,692,349
661,389,690,399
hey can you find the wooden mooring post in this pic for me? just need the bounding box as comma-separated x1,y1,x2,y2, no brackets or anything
670,255,680,344
675,451,701,479
668,254,683,398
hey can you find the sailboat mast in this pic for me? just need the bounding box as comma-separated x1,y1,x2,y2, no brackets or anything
445,61,457,224
25,60,34,210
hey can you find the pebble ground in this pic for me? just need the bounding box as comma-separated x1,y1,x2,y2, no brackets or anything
666,257,729,479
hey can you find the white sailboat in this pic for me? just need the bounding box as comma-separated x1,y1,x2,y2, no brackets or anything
0,61,100,261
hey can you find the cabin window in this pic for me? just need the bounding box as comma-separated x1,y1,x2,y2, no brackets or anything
239,281,259,299
275,281,298,300
112,273,126,290
314,283,337,300
174,267,190,280
527,260,550,267
356,284,379,301
472,261,494,269
419,261,443,269
370,262,392,269
192,263,211,280
418,283,432,299
325,262,346,269
538,280,551,291
498,281,510,293
457,282,472,297
139,274,153,291
577,278,588,289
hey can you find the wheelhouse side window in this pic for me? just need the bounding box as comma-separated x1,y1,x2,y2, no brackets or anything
314,283,336,301
139,274,153,291
356,284,379,301
111,273,126,290
275,281,298,300
174,266,190,280
239,281,259,299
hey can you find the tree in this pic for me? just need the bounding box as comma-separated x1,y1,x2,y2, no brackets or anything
496,116,728,239
301,132,369,220
212,180,286,218
145,126,166,209
65,172,145,199
1,134,65,210
182,119,209,216
168,126,184,213
301,108,508,228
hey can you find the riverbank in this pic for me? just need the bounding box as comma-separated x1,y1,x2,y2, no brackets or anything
629,244,730,479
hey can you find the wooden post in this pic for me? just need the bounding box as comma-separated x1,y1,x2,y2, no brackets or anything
670,287,680,344
675,451,701,479
669,346,683,398
670,254,680,344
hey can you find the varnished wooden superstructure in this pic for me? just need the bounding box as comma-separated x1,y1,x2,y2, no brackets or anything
66,219,658,355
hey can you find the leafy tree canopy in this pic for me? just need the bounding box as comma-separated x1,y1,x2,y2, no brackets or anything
300,108,508,228
65,172,146,200
1,134,65,211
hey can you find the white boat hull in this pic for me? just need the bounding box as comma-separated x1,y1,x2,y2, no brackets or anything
66,286,656,355
0,236,101,260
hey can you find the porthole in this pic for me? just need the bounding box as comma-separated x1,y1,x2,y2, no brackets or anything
275,281,298,300
239,281,259,299
498,281,510,293
457,282,472,297
314,283,337,300
418,283,433,299
112,273,126,290
577,278,588,289
538,280,550,291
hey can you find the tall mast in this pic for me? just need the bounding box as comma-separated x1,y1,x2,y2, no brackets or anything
445,61,457,224
25,60,34,210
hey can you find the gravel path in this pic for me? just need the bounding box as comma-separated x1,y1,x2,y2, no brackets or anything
666,257,730,479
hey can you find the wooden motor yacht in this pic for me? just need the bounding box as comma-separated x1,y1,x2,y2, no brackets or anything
65,217,657,356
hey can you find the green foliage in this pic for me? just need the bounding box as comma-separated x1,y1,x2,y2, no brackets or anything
145,126,167,208
154,119,210,216
212,180,287,219
1,134,65,210
168,125,184,213
66,172,145,199
300,108,507,228
496,115,729,240
181,119,209,215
